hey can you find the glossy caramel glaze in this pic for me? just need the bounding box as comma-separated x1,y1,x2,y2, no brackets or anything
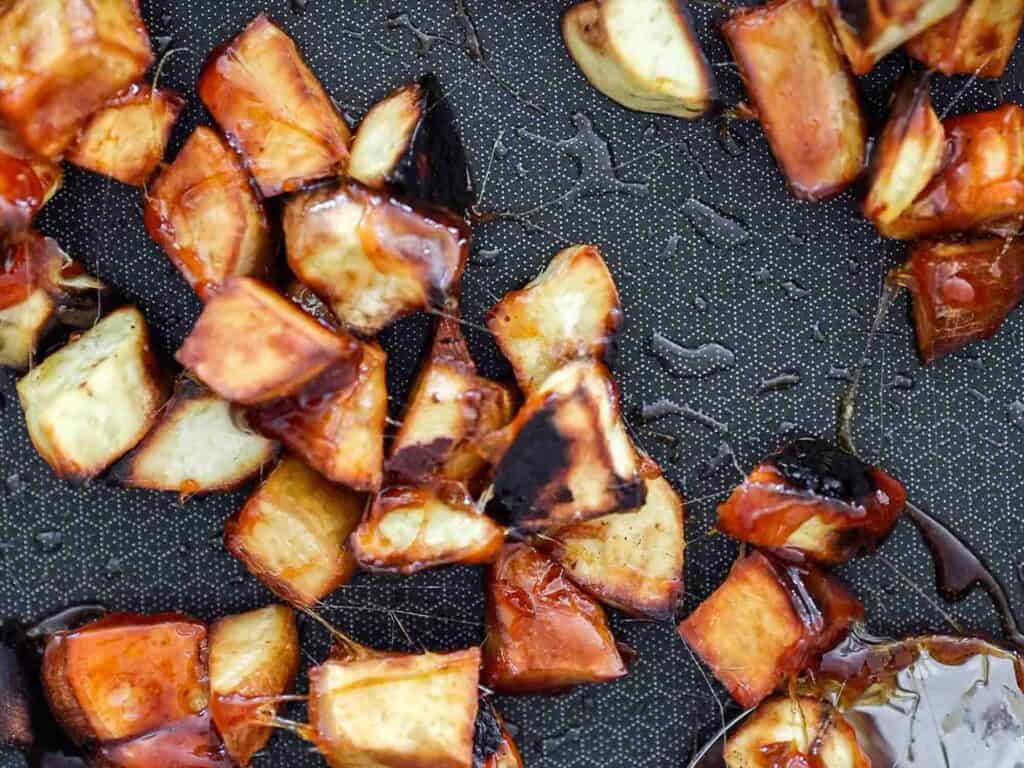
0,234,96,312
905,0,1024,79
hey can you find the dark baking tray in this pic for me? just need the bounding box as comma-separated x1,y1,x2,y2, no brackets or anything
2,1,1023,766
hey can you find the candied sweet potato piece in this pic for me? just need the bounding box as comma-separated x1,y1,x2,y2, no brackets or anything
66,84,184,186
722,0,866,202
562,0,715,119
716,437,906,564
177,277,362,406
893,238,1024,364
905,0,1024,79
308,647,480,768
0,0,153,156
209,605,299,767
678,551,863,708
484,360,643,530
284,180,470,336
95,714,231,768
483,543,627,693
0,123,62,238
113,377,277,494
486,244,622,396
198,14,350,197
472,701,523,768
225,455,365,607
352,482,506,575
17,306,166,480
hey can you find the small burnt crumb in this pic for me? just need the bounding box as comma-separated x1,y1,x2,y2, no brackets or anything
489,406,570,525
471,703,505,768
767,437,874,501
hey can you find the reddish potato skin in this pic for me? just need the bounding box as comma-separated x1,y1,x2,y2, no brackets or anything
483,544,626,694
894,238,1024,364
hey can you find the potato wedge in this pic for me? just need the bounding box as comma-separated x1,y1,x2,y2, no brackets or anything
66,84,184,186
177,277,362,406
678,551,863,708
473,701,523,768
562,0,714,119
905,0,1024,79
308,647,480,768
225,455,365,607
209,605,299,767
722,0,866,202
349,75,473,213
198,14,350,197
352,482,506,575
284,180,470,336
716,437,906,565
486,244,622,396
17,306,166,480
0,0,153,156
0,123,62,237
113,377,277,494
893,238,1024,364
725,695,870,768
484,359,643,530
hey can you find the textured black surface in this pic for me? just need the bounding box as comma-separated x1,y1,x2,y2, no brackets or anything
1,1,1023,766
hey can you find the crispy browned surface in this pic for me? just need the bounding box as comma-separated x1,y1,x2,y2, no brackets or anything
0,123,62,237
176,277,362,406
483,544,626,694
225,455,365,607
0,0,153,156
905,0,1024,78
722,0,866,201
66,84,184,186
41,613,208,744
309,648,480,768
198,14,350,197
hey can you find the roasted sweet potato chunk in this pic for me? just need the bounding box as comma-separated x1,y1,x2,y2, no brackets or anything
66,84,184,186
486,244,622,396
349,75,472,213
0,0,153,156
483,543,627,693
678,551,863,708
198,14,350,197
472,701,523,768
725,695,870,768
882,105,1024,240
716,438,906,564
722,0,866,202
352,483,506,575
562,0,715,119
893,238,1024,364
0,123,62,238
225,455,365,607
113,377,277,494
209,605,299,767
177,277,362,406
17,306,166,480
905,0,1024,79
484,360,643,530
284,180,470,335
308,647,480,768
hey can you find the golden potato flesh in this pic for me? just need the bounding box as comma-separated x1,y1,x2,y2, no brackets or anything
0,122,62,238
198,14,350,197
0,0,153,156
225,455,365,607
905,0,1024,79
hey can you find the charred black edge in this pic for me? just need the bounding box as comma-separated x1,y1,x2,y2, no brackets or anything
763,436,875,502
834,0,870,36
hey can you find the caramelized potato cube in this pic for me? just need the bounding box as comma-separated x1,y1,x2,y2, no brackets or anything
66,84,184,186
284,180,470,335
349,75,473,213
486,244,622,396
905,0,1024,79
678,551,863,708
725,696,870,768
893,238,1024,364
722,0,866,202
225,455,365,607
717,438,906,564
209,605,299,766
113,377,277,494
0,123,62,237
198,14,350,197
41,613,207,744
0,0,153,156
562,0,715,119
485,360,643,530
17,306,166,480
309,648,480,768
352,482,506,575
177,277,362,406
473,701,524,768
